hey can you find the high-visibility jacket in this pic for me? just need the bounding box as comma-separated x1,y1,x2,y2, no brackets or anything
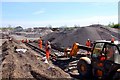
45,44,51,60
100,55,106,61
39,39,42,49
86,40,91,47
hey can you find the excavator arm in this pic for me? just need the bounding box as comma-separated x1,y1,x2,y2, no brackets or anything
78,44,92,51
65,42,92,57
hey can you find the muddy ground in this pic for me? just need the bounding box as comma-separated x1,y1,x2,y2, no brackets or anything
1,40,71,79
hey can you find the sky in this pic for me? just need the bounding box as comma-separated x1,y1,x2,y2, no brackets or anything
1,1,119,28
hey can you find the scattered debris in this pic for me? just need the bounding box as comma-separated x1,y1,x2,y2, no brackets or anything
16,49,27,53
44,59,49,64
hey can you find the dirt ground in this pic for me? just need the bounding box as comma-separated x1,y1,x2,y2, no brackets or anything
1,25,119,80
1,40,71,79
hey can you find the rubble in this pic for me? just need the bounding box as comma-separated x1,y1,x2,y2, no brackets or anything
16,49,27,53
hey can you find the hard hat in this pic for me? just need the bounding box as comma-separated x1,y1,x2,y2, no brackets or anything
88,39,90,40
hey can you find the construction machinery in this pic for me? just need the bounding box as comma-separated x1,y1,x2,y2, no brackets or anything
65,40,120,80
25,39,120,80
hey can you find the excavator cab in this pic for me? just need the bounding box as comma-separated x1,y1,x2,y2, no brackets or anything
92,41,120,62
77,40,120,80
91,41,120,79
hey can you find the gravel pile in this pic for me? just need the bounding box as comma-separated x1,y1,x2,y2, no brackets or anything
43,25,119,47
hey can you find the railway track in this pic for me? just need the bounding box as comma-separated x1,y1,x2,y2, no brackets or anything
25,42,46,56
25,42,63,60
24,42,80,79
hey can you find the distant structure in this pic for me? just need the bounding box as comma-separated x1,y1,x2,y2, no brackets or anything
25,28,33,32
14,26,23,32
33,27,48,32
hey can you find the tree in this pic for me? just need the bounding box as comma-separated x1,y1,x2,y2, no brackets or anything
112,24,120,28
108,22,120,28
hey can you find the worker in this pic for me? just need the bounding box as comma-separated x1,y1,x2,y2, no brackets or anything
45,41,51,62
86,39,91,47
100,53,106,61
111,37,115,43
38,37,42,49
86,39,91,55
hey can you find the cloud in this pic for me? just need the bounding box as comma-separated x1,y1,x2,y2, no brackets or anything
33,10,45,15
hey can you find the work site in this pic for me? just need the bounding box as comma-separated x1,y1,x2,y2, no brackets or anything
1,24,120,80
1,2,120,80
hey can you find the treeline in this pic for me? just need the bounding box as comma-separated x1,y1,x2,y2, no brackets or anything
1,23,119,31
0,27,14,30
108,23,120,28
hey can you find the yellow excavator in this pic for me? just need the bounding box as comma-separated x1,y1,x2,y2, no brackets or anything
64,40,120,80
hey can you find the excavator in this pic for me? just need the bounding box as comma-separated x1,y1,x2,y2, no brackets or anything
64,40,120,80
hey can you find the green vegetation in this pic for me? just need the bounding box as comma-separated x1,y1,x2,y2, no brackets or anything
108,23,120,28
111,24,120,28
0,27,14,30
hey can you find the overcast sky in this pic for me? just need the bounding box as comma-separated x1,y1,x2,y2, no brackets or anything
1,1,119,28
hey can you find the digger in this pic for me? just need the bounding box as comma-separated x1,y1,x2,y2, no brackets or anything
65,40,120,80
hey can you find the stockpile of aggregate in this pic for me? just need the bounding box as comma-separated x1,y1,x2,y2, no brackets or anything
43,25,119,47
